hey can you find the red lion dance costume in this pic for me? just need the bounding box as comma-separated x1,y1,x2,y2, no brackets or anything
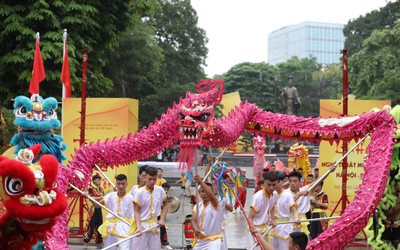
0,144,67,249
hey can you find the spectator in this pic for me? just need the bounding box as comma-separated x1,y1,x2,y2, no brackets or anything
84,174,105,248
155,168,167,186
176,172,187,195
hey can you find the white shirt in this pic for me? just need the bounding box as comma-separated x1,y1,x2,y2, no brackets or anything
105,192,134,219
288,185,310,214
250,189,277,226
133,185,166,220
193,199,225,236
275,190,296,219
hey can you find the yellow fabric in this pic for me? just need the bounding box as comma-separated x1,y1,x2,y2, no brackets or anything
192,232,222,247
98,217,135,238
276,218,290,223
155,178,167,186
293,215,309,235
128,216,158,235
313,208,327,213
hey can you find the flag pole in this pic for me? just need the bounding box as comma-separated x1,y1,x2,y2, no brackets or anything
61,29,67,138
62,29,67,99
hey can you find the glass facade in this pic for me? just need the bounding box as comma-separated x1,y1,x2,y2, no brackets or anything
268,22,344,65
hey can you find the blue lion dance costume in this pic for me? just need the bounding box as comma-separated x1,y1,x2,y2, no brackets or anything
10,94,66,163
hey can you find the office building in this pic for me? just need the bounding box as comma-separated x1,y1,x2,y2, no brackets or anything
268,21,345,65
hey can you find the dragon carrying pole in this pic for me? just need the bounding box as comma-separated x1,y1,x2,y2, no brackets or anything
307,132,370,194
225,182,265,250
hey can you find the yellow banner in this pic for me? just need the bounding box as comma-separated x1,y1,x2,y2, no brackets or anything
62,98,139,229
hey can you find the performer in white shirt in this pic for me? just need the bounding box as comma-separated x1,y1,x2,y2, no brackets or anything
191,175,225,249
271,171,300,250
221,196,233,250
247,171,279,250
99,174,134,250
287,171,311,235
131,166,169,250
129,165,148,196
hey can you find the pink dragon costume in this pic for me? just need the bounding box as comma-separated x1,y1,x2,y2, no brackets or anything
252,135,291,182
252,135,269,181
4,79,396,249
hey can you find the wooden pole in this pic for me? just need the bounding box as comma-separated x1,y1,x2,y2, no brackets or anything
78,50,88,234
341,49,348,213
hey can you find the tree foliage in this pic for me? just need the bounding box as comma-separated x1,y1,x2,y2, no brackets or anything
136,0,208,126
0,0,153,107
343,1,400,54
150,0,208,85
349,23,400,104
106,21,163,99
221,62,278,112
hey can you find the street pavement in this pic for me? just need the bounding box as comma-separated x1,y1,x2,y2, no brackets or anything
68,186,370,249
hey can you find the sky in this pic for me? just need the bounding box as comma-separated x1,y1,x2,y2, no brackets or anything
191,0,391,77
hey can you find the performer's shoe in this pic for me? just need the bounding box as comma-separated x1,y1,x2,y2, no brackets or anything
233,208,237,214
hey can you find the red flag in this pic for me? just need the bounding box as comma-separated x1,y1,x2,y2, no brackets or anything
61,31,71,98
28,36,46,95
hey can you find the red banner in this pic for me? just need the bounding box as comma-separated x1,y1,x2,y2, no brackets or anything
28,37,46,95
61,34,71,98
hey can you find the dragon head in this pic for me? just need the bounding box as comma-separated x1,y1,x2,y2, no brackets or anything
13,94,60,136
178,79,224,169
0,144,67,232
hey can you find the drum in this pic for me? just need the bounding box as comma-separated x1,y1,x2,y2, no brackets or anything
184,214,194,238
183,214,194,246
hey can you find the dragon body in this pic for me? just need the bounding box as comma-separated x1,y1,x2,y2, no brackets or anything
67,79,395,249
366,105,400,249
7,79,397,249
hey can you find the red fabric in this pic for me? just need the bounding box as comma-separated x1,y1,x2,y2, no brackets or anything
60,39,71,98
234,187,247,209
28,38,45,95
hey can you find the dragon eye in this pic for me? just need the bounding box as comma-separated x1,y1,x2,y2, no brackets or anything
5,176,24,196
15,106,27,117
179,113,185,120
52,182,57,188
195,114,210,122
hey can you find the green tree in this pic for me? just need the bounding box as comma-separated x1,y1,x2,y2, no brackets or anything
221,62,279,112
106,22,163,99
0,108,15,154
343,1,400,54
349,23,400,104
150,0,208,85
0,0,153,106
134,0,208,126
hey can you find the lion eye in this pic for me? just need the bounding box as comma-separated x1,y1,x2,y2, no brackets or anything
15,106,27,117
47,109,57,118
5,176,24,196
